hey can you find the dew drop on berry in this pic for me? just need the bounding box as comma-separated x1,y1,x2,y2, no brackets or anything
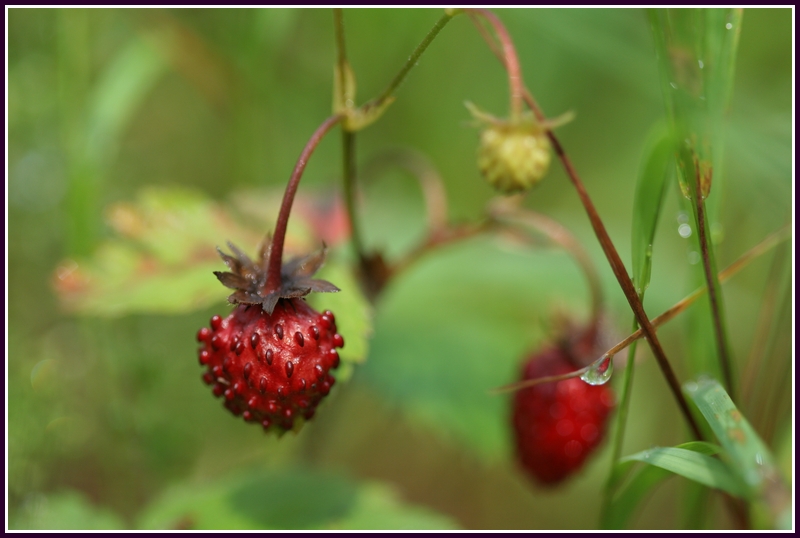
250,332,259,349
202,372,214,385
243,410,253,422
285,361,294,378
333,334,344,348
197,328,211,342
297,398,309,409
580,355,613,386
233,381,245,395
243,362,253,379
267,400,279,413
329,349,340,368
265,349,273,365
294,331,304,347
262,418,272,430
324,310,335,323
299,378,306,390
277,386,286,398
248,396,259,408
311,326,320,340
259,376,268,394
284,408,294,419
212,365,223,377
210,315,222,330
199,350,211,365
275,324,284,339
320,381,331,395
224,388,235,401
213,384,224,397
314,364,324,379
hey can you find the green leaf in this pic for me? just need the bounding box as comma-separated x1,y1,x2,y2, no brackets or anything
10,490,124,530
308,260,373,382
686,377,791,529
631,122,674,295
137,467,457,530
686,378,782,489
361,236,598,461
603,441,736,529
620,445,748,497
54,187,263,316
54,186,358,318
86,36,168,165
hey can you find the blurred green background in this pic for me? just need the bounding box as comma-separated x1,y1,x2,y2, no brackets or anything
7,8,792,530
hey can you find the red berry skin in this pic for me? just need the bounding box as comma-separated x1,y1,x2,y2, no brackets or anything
512,346,615,485
197,298,344,433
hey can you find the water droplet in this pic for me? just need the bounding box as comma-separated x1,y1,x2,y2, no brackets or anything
677,211,690,224
688,251,700,265
698,60,704,69
726,22,733,30
755,453,763,466
678,223,692,238
670,81,678,89
580,355,613,385
684,381,698,393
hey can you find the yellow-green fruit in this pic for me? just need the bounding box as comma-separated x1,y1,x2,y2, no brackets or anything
477,124,552,194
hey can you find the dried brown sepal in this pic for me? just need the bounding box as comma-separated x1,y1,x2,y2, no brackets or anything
214,236,339,315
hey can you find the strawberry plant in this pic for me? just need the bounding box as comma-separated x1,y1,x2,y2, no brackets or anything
8,8,792,530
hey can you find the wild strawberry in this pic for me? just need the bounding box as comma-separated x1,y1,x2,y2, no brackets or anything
197,237,344,433
465,102,573,194
511,345,615,485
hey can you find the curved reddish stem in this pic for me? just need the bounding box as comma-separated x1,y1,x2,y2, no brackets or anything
265,114,344,293
470,8,523,119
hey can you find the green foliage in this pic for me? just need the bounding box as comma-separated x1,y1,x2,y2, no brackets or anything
10,491,125,530
138,467,458,530
7,8,792,530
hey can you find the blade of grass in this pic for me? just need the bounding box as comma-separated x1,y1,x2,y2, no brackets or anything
602,121,674,523
685,378,791,529
603,442,726,529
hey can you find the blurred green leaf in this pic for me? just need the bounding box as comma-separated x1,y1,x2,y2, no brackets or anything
620,445,747,497
361,236,595,461
603,441,727,529
54,186,366,319
138,466,457,530
308,261,373,382
86,36,169,164
10,490,125,530
631,122,673,295
685,377,790,528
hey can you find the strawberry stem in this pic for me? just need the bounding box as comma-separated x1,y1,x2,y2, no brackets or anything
265,114,344,295
469,9,524,120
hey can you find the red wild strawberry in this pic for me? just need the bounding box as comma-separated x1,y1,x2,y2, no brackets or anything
511,345,615,485
197,237,344,433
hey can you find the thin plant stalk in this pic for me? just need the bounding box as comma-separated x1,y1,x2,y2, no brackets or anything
693,184,735,398
369,12,456,110
266,114,344,293
493,224,790,394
